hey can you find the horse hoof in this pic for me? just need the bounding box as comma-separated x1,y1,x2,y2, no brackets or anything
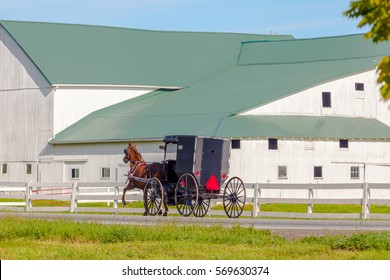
158,210,163,216
143,212,147,216
163,212,168,216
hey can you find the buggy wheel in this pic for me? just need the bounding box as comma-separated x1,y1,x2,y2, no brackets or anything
223,177,246,218
175,173,198,216
143,178,164,216
193,194,211,217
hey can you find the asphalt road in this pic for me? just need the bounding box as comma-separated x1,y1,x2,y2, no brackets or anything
2,212,390,234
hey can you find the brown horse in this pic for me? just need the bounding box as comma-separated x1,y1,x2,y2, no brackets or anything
122,142,168,216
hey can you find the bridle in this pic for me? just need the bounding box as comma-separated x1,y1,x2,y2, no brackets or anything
124,144,145,174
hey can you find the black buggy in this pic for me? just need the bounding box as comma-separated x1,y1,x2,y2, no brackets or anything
142,135,246,218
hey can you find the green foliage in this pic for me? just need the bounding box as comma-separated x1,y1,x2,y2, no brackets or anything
344,0,390,99
344,0,390,42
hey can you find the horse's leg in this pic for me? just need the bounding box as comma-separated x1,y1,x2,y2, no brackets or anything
163,201,168,216
162,190,168,216
121,186,128,207
122,181,132,207
140,182,148,216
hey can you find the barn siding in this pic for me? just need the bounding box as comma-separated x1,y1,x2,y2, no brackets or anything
243,70,390,127
53,86,154,134
0,26,54,181
229,139,390,184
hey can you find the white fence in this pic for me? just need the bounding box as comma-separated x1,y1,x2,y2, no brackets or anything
1,181,390,219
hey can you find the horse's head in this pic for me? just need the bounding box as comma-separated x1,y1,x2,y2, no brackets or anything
123,147,129,163
123,142,143,168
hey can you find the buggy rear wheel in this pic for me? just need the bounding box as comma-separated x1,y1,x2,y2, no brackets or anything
193,194,211,217
143,178,164,216
175,173,198,216
223,177,246,218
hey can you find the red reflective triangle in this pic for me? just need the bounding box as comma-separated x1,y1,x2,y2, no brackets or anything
206,175,220,191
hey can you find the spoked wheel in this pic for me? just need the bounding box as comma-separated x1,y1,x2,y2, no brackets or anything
193,193,211,217
175,173,198,216
223,177,246,218
143,178,164,216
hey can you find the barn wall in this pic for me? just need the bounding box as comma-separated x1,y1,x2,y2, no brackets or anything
0,26,54,182
53,86,154,134
243,70,390,126
229,139,390,184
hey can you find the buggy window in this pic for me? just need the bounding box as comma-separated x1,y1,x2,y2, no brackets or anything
164,143,177,161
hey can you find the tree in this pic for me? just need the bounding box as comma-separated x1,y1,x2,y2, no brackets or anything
344,0,390,99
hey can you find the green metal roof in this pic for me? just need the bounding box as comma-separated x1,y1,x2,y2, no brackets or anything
38,30,390,143
220,115,390,140
51,95,390,142
237,34,389,66
0,20,293,87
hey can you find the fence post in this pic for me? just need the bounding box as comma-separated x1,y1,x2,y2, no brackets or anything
307,188,314,214
252,183,258,218
107,187,110,207
70,182,78,213
25,181,31,212
114,185,119,209
367,183,371,217
257,183,261,218
362,183,369,220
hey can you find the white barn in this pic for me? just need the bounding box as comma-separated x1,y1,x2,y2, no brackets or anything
1,20,390,186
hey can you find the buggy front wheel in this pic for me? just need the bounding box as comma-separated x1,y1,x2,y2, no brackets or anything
223,177,246,218
175,173,198,216
143,178,164,216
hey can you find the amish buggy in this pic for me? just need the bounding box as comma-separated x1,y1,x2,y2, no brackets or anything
122,135,246,218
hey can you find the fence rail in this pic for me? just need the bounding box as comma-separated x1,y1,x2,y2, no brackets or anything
1,181,390,219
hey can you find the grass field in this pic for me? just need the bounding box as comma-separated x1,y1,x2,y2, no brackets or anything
0,215,389,260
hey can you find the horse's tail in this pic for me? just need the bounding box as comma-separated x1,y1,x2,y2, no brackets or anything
147,164,153,178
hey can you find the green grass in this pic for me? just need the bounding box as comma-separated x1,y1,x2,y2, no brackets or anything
0,215,389,260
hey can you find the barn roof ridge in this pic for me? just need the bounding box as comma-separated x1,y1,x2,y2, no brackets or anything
0,19,290,37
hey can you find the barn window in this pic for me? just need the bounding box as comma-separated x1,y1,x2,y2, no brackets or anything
314,166,323,179
101,167,111,179
355,83,364,91
278,166,287,179
231,139,241,149
26,164,32,175
339,139,349,149
322,92,331,108
268,138,278,150
351,166,360,179
70,168,80,180
1,164,7,174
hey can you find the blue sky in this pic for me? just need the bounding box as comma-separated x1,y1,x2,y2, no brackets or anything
0,0,368,38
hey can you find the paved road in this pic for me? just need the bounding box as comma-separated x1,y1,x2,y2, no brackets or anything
2,212,390,233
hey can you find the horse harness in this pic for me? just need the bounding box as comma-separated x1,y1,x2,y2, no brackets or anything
129,161,146,176
125,161,149,186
